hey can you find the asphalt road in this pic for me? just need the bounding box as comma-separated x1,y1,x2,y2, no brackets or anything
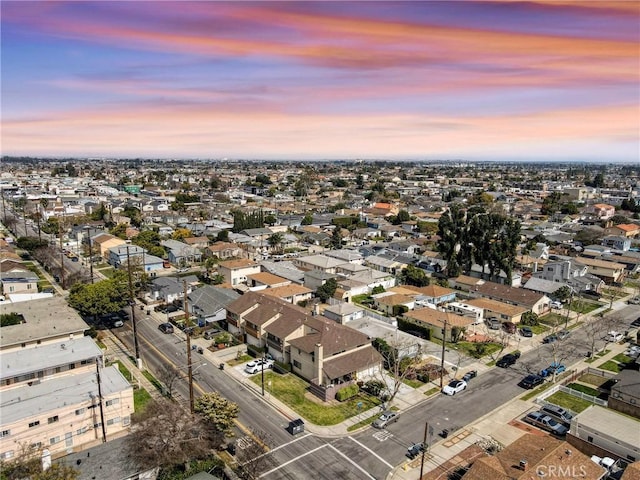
111,301,639,480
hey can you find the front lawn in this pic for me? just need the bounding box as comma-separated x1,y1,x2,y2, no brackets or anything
250,371,381,426
134,387,152,412
597,360,623,373
529,324,550,335
540,313,564,327
453,341,503,358
544,391,593,413
567,383,600,397
578,374,610,387
570,300,602,314
612,353,632,364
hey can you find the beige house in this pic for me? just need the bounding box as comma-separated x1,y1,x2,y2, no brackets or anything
465,297,528,324
261,284,313,304
403,308,475,341
576,256,626,284
183,236,210,250
218,258,261,287
372,292,415,315
91,233,126,259
247,272,291,291
293,254,346,274
605,223,640,238
206,241,244,260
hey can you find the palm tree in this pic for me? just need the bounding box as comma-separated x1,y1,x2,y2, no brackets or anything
267,232,284,254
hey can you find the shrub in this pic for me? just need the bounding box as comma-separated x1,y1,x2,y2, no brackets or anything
335,384,359,401
362,380,386,397
521,311,539,326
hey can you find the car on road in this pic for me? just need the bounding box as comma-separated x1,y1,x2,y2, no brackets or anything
158,322,174,334
112,319,124,328
462,370,477,382
519,326,533,337
627,297,640,305
557,330,571,340
372,410,399,429
542,333,558,344
496,352,521,368
442,379,467,395
519,374,544,389
522,411,568,436
605,331,623,342
625,345,640,358
244,358,274,374
406,442,426,459
539,362,566,378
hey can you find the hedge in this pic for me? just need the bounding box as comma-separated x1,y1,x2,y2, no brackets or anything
335,384,359,402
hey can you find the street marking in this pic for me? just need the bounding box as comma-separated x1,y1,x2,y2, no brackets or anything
259,444,327,478
250,433,311,462
348,436,393,469
327,444,376,480
372,430,393,442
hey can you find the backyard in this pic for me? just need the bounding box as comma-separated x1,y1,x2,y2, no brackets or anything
544,391,593,413
249,371,381,426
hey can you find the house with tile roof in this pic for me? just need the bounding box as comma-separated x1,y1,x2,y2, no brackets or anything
225,292,381,399
463,434,606,480
403,308,475,341
605,223,640,238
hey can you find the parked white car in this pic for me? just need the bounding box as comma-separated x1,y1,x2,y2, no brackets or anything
245,358,274,374
442,379,467,396
605,331,623,343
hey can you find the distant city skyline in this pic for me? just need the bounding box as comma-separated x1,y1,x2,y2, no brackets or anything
1,1,638,162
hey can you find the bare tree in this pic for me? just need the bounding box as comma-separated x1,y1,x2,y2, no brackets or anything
583,315,620,359
371,336,423,404
235,428,276,480
127,399,218,472
157,364,182,399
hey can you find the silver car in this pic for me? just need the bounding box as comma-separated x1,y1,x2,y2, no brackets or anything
372,411,398,429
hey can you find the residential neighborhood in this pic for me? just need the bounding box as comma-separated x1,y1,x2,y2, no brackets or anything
1,159,640,480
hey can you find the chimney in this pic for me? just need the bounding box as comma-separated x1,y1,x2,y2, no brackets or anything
314,343,323,384
519,459,528,471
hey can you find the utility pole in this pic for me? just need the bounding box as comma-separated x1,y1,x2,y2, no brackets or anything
440,317,448,389
419,421,429,480
85,226,94,284
95,359,107,443
58,218,65,290
126,246,142,368
183,280,195,414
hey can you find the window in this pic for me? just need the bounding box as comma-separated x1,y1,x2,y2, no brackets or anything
69,363,76,370
107,417,120,426
293,360,302,369
0,430,10,438
28,420,40,428
76,426,88,436
47,415,59,424
93,422,102,429
49,436,60,445
122,416,130,426
105,398,119,406
587,436,594,442
627,455,636,462
31,442,42,449
75,408,86,416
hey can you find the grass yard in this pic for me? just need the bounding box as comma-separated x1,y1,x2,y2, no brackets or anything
113,360,133,382
97,267,115,278
142,370,164,393
612,353,632,364
424,387,440,397
544,391,593,413
529,324,550,335
597,360,624,373
454,341,503,359
567,383,600,397
403,378,424,389
134,387,152,412
540,313,564,327
521,381,555,401
227,354,253,367
578,374,610,387
250,371,381,426
570,300,602,314
347,413,381,432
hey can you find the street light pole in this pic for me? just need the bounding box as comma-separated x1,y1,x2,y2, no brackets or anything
84,226,94,284
440,317,448,389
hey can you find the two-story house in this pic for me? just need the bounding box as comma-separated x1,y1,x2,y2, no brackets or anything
218,259,261,287
576,256,626,284
1,269,39,297
206,241,244,260
161,239,202,266
532,259,604,293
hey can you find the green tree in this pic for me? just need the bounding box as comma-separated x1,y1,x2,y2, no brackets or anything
67,273,129,320
172,228,192,240
264,214,277,226
553,286,572,302
300,212,313,225
1,312,24,327
330,227,343,249
132,230,165,258
267,232,284,253
41,216,60,235
316,278,338,302
216,230,229,242
520,311,539,326
400,264,430,287
194,392,239,437
109,222,128,239
16,236,48,251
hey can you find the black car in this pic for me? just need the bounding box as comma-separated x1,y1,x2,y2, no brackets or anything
496,352,521,368
158,322,174,334
631,317,640,328
519,326,533,337
543,334,558,344
520,374,544,389
406,442,426,460
462,370,477,382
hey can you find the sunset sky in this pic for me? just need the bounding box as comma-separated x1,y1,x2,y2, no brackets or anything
2,1,638,161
